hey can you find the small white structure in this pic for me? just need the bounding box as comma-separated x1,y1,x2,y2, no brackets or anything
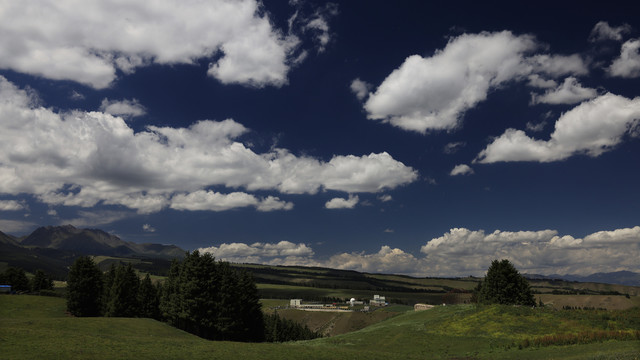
348,298,364,307
370,294,387,306
290,299,302,308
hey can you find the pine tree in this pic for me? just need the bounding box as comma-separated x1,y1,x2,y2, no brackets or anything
159,251,265,341
31,269,53,292
138,273,160,319
67,256,103,317
2,267,30,292
477,259,535,306
105,264,140,317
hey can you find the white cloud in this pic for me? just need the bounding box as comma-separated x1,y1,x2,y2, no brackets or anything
450,164,474,176
443,141,465,154
378,194,393,202
476,93,640,163
289,2,338,54
325,246,421,274
420,227,640,276
589,21,631,42
199,240,315,264
364,31,538,132
383,228,394,233
0,77,416,213
0,0,302,88
170,191,293,212
70,91,85,101
47,209,58,217
0,200,26,211
608,39,640,78
525,121,547,132
364,31,589,133
0,219,36,233
194,226,640,277
527,54,589,77
99,98,146,118
325,195,359,209
62,210,131,228
526,74,557,89
142,224,156,233
350,78,372,101
530,77,598,105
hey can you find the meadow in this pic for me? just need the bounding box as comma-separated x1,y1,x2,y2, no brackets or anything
2,295,638,359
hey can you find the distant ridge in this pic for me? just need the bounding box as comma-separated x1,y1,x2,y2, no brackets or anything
525,271,640,287
17,225,185,259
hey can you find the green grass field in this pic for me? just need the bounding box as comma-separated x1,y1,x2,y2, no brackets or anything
2,295,639,359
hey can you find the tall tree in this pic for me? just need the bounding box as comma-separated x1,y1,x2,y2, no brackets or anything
31,269,54,292
105,263,140,317
1,267,30,292
138,273,160,319
67,256,103,317
160,251,264,341
476,259,535,306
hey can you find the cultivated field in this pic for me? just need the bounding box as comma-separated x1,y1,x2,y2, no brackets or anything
2,295,639,359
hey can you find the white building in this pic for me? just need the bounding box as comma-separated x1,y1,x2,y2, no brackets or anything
370,294,387,306
290,299,302,308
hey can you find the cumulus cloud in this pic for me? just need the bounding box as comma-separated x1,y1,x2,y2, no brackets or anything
325,195,359,209
608,39,640,78
420,227,640,276
170,191,293,212
0,200,27,211
450,164,474,176
199,240,315,264
530,77,598,105
193,226,640,276
476,93,640,163
363,31,588,133
324,246,422,274
350,78,372,101
99,98,146,118
378,194,393,202
589,21,632,42
0,77,416,214
0,0,302,88
142,223,156,233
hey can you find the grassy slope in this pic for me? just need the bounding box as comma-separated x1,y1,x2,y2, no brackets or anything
2,295,639,360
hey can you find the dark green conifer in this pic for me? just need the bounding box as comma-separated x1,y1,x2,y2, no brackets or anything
67,256,103,317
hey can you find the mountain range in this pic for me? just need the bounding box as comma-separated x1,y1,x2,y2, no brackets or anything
0,225,184,278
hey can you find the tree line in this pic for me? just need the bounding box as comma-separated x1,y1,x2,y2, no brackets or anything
66,252,319,342
0,267,54,294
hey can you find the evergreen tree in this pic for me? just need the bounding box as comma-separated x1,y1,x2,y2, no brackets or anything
105,264,140,317
138,273,160,319
101,263,117,315
31,269,54,292
160,251,264,341
1,267,30,292
67,256,103,317
476,259,535,306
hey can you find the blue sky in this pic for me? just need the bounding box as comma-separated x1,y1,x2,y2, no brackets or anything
1,0,639,276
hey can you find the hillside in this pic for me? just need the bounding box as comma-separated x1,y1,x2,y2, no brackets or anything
0,225,184,276
20,225,185,259
2,295,638,359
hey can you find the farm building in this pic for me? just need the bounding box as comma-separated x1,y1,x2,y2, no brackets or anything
414,303,435,311
290,299,302,307
370,294,387,306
